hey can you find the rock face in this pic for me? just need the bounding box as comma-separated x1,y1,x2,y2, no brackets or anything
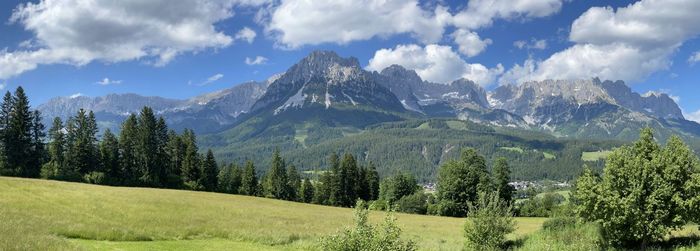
251,51,405,115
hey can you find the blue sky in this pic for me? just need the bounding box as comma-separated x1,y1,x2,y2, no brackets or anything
1,0,699,121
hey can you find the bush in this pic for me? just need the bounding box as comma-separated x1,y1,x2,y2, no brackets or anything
516,192,565,217
83,171,106,184
320,201,415,251
394,192,428,215
464,192,515,251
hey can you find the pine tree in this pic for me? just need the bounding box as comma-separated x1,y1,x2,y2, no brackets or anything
366,162,380,200
119,114,139,185
218,163,242,194
99,129,120,184
327,152,341,206
7,87,34,177
239,160,258,196
0,91,13,174
493,157,514,205
181,129,201,190
164,130,185,188
40,117,77,180
136,107,162,187
65,109,99,179
356,165,370,201
28,110,46,177
338,153,358,207
300,178,315,203
287,165,301,201
264,150,289,199
200,149,219,192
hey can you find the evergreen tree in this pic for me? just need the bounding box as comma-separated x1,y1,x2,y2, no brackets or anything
356,165,370,201
164,130,185,188
287,165,301,201
65,109,98,178
218,163,242,194
0,91,13,174
119,114,139,185
181,129,201,190
326,152,341,206
338,153,359,207
41,117,78,180
239,160,258,196
99,129,120,184
264,150,289,199
493,157,514,205
200,149,219,192
135,107,162,186
29,110,46,177
6,87,34,177
365,162,380,200
300,178,315,203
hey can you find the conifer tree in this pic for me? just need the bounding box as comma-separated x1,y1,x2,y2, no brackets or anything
200,149,219,192
0,91,13,174
41,117,75,180
181,129,201,190
65,109,98,178
99,129,120,184
287,165,301,201
338,153,358,207
493,157,514,205
218,163,242,194
119,114,139,185
239,160,258,196
264,150,289,199
300,178,315,203
327,152,341,205
29,110,46,177
6,87,34,177
366,162,380,200
136,107,162,186
164,130,185,188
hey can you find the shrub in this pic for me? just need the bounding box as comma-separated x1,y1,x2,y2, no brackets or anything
463,192,515,251
83,171,106,184
394,192,428,215
320,201,415,251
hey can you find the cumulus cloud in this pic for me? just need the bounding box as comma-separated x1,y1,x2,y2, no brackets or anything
367,44,503,86
235,27,257,44
502,0,700,84
0,0,267,79
689,51,700,65
686,110,700,123
513,38,547,50
452,0,565,29
96,78,122,86
245,56,268,65
265,0,450,48
451,29,492,57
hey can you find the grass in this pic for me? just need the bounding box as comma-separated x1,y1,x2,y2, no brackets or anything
543,152,556,160
581,150,612,161
500,146,525,153
0,177,545,251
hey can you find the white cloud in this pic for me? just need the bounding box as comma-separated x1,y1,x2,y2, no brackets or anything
245,56,268,65
689,51,700,64
367,44,503,86
96,78,122,86
265,0,450,48
69,93,83,99
1,0,268,79
503,0,700,84
451,29,492,57
686,110,700,123
199,73,224,86
452,0,565,29
513,38,547,50
235,27,257,44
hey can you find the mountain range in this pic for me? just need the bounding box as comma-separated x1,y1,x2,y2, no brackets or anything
37,51,700,180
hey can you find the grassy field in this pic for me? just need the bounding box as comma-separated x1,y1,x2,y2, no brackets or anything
0,177,545,251
581,150,612,161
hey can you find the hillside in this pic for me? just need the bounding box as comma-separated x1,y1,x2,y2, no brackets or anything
0,177,546,251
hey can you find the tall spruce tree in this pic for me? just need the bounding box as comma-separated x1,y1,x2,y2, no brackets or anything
300,178,315,203
493,157,514,205
41,117,76,180
181,129,201,190
164,130,185,188
99,129,120,184
29,110,46,177
0,91,13,174
264,150,289,199
65,109,98,178
338,153,359,207
200,149,219,192
366,162,380,200
119,114,139,185
239,160,258,196
6,87,34,177
136,107,162,187
287,165,301,201
218,163,242,194
327,152,341,205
